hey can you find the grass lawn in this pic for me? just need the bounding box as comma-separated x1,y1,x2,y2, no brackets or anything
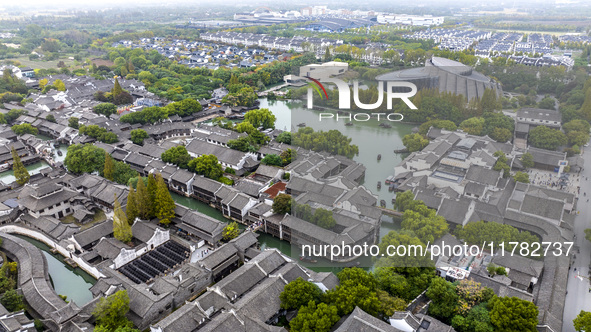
60,215,76,224
77,210,108,230
11,56,79,70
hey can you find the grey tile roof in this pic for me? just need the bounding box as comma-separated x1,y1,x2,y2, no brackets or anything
335,307,404,332
186,139,247,166
199,244,239,271
182,210,225,235
437,198,471,225
234,179,264,198
192,176,223,193
73,220,113,248
465,165,500,186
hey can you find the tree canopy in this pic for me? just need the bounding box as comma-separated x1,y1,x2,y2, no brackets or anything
188,154,223,180
244,108,276,129
280,277,323,310
11,147,30,186
289,301,340,332
65,144,106,174
222,221,240,241
528,125,567,150
93,290,135,331
455,221,539,252
293,127,359,158
113,195,132,243
11,123,38,136
272,193,292,215
489,296,539,332
402,133,429,152
161,146,192,169
574,310,591,332
130,129,149,145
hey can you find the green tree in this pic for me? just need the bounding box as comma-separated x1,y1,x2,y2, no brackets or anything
293,128,359,158
53,79,66,91
311,208,336,229
272,193,292,215
537,96,555,110
528,126,567,150
280,277,323,310
324,47,331,61
135,176,149,220
520,152,534,169
402,133,429,152
490,127,512,143
113,195,132,243
289,301,340,332
327,281,381,316
456,221,538,252
426,277,458,321
93,290,134,331
235,121,257,134
79,125,119,143
161,146,192,169
276,132,292,144
153,173,175,225
393,190,423,212
104,152,115,181
130,129,149,145
377,290,406,316
377,230,435,272
261,154,283,166
455,279,493,315
164,98,202,117
222,221,240,241
146,174,158,217
46,114,56,123
93,103,118,117
459,117,485,135
188,155,223,180
112,78,123,96
11,123,38,136
280,149,296,165
68,117,79,129
580,88,591,122
513,171,529,183
112,161,137,186
574,310,591,332
489,296,539,332
126,185,138,225
479,89,501,113
11,147,30,185
452,303,494,332
401,203,448,244
244,108,277,129
374,267,410,300
294,203,313,221
0,289,24,312
64,144,106,174
337,267,378,291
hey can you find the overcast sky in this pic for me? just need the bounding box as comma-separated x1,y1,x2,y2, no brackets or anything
0,0,574,10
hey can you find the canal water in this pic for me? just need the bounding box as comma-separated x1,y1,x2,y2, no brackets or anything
13,235,96,306
0,161,49,184
0,133,64,184
259,98,414,208
177,99,410,271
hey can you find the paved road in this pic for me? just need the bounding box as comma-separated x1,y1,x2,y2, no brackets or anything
563,147,591,332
